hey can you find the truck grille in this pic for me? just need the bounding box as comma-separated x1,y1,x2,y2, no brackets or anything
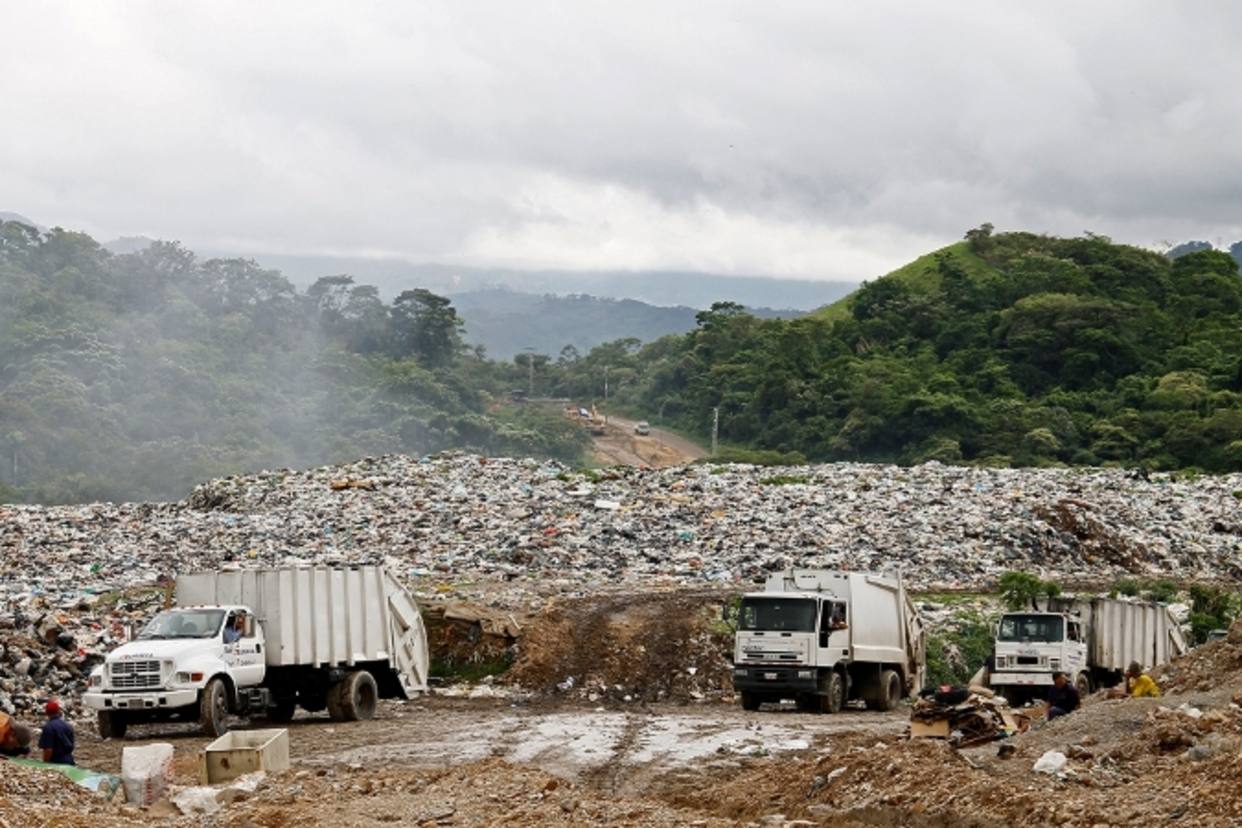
110,660,162,689
742,651,801,662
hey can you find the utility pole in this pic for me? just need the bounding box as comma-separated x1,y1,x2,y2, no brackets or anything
523,348,536,398
711,407,719,456
603,365,610,424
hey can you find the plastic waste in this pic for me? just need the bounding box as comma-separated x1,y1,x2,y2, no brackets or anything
121,742,175,805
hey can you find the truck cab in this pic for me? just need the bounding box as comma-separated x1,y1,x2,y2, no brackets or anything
83,605,265,738
733,591,852,711
989,611,1088,703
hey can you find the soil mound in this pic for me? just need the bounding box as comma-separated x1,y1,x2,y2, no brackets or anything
506,590,736,702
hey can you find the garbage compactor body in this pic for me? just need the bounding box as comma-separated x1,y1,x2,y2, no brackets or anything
988,596,1186,703
731,569,925,713
84,566,428,738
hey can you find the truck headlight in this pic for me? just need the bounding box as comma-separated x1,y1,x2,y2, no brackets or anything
797,670,814,679
175,671,205,684
994,656,1007,668
89,674,102,688
1049,658,1061,671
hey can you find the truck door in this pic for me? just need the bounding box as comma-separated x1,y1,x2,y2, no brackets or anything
223,611,265,686
817,601,850,666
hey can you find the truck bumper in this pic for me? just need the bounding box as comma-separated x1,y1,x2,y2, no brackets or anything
82,688,199,711
989,671,1053,687
732,666,819,694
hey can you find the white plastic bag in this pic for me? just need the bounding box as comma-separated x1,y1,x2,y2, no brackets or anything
1032,750,1067,774
121,742,175,805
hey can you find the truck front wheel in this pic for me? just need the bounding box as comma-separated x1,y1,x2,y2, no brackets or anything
823,672,845,714
200,677,231,737
1075,673,1092,698
330,670,378,722
97,710,127,739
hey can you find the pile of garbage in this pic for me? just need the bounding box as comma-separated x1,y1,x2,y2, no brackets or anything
909,684,1030,747
3,454,1241,708
0,588,165,716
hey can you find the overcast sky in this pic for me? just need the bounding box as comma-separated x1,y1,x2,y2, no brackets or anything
3,1,1241,282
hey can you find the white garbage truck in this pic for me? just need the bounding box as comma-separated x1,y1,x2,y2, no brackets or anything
988,596,1187,704
83,566,429,738
731,570,925,713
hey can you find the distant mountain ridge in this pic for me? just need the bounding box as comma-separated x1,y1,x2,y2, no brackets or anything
450,288,801,359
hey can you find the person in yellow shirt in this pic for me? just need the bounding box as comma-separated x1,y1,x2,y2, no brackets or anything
1125,661,1161,697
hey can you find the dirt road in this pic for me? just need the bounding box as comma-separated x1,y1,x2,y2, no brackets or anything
75,698,900,797
590,415,707,468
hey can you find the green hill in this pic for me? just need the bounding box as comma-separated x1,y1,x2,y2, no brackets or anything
814,241,999,324
572,227,1242,472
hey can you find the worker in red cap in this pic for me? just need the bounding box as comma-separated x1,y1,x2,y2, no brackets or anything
39,700,75,766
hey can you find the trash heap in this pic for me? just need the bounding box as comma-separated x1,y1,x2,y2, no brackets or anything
3,454,1241,708
0,588,166,716
909,684,1030,747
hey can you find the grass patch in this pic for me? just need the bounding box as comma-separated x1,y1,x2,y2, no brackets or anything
760,474,811,486
699,446,807,466
430,654,513,683
925,611,996,688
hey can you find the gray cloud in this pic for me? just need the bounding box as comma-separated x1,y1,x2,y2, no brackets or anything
3,1,1241,281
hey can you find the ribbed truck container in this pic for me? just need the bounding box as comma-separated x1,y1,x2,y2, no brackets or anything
1052,597,1186,673
177,566,429,696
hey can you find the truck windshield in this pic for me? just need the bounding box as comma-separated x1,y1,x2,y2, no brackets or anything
997,614,1064,643
138,609,226,640
738,597,817,632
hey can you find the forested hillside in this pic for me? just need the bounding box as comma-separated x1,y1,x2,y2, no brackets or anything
0,221,586,504
554,228,1242,471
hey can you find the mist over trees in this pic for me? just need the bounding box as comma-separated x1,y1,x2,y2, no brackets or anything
0,221,586,504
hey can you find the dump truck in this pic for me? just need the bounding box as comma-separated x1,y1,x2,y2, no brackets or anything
731,569,925,713
84,566,429,738
987,596,1187,704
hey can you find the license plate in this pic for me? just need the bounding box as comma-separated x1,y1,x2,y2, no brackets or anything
763,672,779,680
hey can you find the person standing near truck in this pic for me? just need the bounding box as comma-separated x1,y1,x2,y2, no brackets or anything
1045,671,1080,720
38,700,75,765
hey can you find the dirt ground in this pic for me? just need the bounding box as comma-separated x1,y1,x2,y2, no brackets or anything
14,600,1242,826
588,415,706,468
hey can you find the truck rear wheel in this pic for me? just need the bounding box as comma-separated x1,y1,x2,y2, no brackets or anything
866,669,902,712
823,672,845,714
200,677,231,737
740,691,761,711
331,670,378,721
97,710,127,739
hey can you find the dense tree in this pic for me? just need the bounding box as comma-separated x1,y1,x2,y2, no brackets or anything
0,222,586,504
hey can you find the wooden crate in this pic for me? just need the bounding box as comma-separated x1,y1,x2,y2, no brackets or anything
199,728,290,784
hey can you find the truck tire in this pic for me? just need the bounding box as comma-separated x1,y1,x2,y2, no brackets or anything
867,669,902,712
823,672,845,714
740,691,761,711
1075,672,1092,698
97,710,127,739
200,677,231,737
337,670,379,721
268,699,297,723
